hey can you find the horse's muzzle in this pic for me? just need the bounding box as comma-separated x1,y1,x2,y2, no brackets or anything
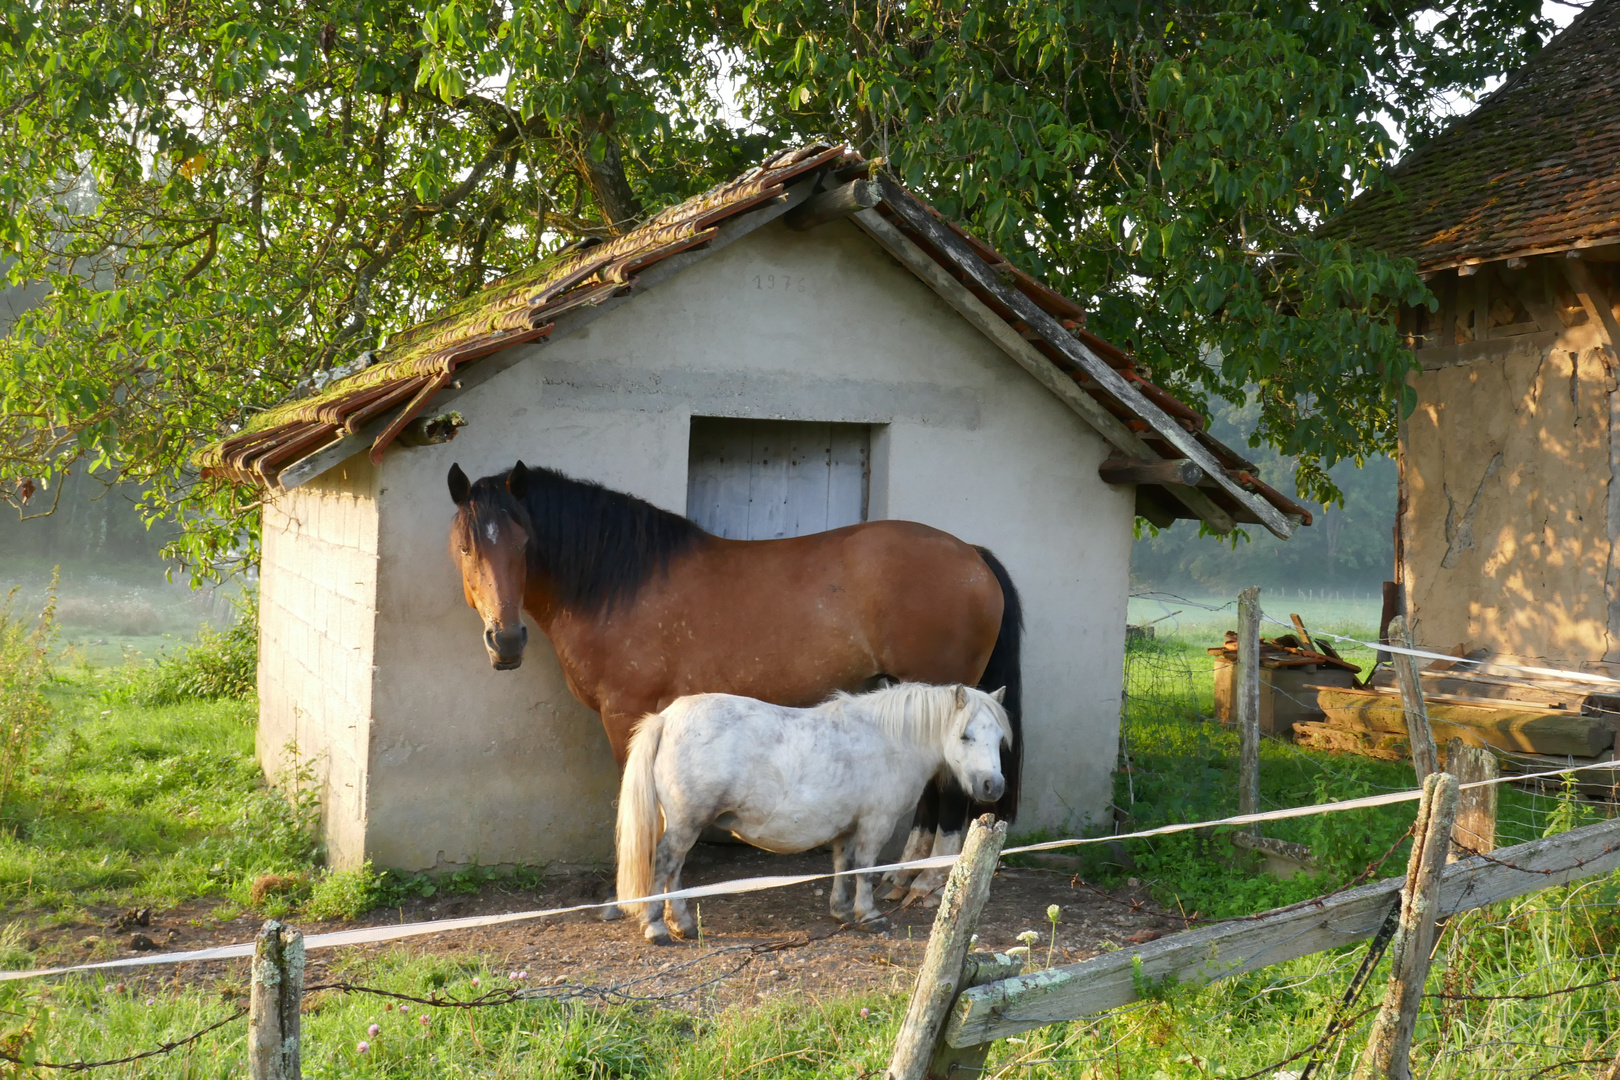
486,624,528,670
979,775,1006,803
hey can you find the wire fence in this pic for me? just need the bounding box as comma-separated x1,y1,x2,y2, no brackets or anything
9,588,1620,1077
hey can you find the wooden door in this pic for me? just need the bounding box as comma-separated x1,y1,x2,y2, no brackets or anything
687,418,870,540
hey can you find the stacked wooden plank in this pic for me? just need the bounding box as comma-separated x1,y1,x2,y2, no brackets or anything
1296,652,1620,770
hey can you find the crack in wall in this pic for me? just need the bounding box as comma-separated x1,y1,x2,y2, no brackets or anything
1441,451,1504,570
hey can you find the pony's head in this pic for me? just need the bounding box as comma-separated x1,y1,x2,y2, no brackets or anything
943,685,1010,805
448,461,533,670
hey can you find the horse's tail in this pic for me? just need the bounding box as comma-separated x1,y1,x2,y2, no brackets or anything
974,546,1024,823
616,712,666,921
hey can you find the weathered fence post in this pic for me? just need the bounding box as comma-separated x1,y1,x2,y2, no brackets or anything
1355,772,1459,1080
1236,586,1262,832
1387,615,1438,782
1445,737,1498,858
248,920,304,1080
887,814,1007,1080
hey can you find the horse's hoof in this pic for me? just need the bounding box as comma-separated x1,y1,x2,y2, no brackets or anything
674,920,699,939
878,883,909,902
599,903,625,922
855,916,891,934
830,908,856,924
645,928,673,946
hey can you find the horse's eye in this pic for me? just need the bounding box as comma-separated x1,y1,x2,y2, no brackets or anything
459,547,470,557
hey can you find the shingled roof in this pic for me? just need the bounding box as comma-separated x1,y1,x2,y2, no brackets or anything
197,144,1306,537
1330,0,1620,270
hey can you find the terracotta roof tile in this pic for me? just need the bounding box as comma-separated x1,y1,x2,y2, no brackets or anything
1330,0,1620,269
195,144,1308,529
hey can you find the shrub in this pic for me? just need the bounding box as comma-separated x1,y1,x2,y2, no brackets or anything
304,862,386,921
118,588,257,705
0,576,57,811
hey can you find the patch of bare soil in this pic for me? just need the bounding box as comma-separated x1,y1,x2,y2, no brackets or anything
28,846,1180,1011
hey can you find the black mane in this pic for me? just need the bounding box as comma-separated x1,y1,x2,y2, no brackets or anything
465,464,705,615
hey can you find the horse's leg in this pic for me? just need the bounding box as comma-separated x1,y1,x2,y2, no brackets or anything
903,782,972,909
880,783,940,900
829,835,855,922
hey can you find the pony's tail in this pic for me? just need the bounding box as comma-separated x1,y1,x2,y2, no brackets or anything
974,546,1024,823
616,713,666,921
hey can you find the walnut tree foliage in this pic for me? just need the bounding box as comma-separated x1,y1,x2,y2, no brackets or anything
0,0,1554,576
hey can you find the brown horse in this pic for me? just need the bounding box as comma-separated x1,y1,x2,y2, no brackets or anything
446,460,1022,907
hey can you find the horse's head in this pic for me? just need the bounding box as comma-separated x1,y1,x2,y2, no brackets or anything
448,461,534,670
944,685,1010,804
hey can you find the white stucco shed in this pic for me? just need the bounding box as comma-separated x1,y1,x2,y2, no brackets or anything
201,144,1306,871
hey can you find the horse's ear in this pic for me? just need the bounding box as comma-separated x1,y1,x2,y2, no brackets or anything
508,461,528,499
991,686,1006,703
955,685,967,709
448,464,470,505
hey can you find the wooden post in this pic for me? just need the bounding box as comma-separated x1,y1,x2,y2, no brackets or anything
887,815,1007,1080
248,920,304,1080
1387,615,1439,782
1355,772,1459,1080
1236,587,1262,831
1445,738,1499,858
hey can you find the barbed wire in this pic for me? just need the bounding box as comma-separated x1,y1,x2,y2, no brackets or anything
0,1007,245,1072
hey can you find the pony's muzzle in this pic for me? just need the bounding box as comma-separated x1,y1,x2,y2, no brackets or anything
486,624,528,669
978,775,1005,803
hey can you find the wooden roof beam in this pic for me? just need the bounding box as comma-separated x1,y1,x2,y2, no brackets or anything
874,181,1293,539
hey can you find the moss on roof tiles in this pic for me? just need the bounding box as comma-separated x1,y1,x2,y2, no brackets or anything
1329,0,1620,268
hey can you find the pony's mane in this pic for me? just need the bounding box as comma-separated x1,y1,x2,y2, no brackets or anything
830,683,1012,748
461,464,705,615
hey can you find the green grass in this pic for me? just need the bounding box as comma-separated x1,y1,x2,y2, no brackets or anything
5,867,1619,1079
0,665,319,916
1111,617,1583,919
0,949,905,1078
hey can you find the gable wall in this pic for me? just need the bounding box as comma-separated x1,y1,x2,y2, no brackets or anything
349,218,1130,870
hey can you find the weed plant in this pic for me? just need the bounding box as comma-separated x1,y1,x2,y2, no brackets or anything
0,576,56,812
111,589,258,706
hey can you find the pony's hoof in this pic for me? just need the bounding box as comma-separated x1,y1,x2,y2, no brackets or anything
830,908,855,924
878,883,909,902
673,920,699,939
855,916,891,934
599,903,625,922
644,928,673,946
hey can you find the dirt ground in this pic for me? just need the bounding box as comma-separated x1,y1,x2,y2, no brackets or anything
34,846,1181,1010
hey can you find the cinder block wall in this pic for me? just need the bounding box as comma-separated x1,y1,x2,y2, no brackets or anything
258,459,380,867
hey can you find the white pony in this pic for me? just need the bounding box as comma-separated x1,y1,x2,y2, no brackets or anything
616,683,1010,945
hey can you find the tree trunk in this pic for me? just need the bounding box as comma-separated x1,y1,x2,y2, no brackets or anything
573,116,643,233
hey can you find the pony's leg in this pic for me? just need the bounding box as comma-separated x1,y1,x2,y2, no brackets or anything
644,824,698,945
828,835,855,922
657,822,703,939
881,784,940,900
850,820,896,931
903,783,972,909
